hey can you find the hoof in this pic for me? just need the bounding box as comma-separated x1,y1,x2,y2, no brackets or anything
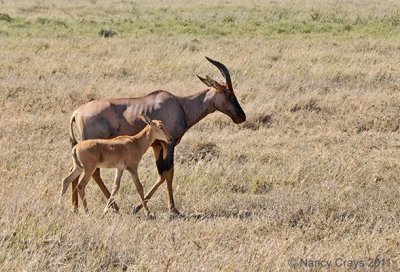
132,205,142,215
168,211,185,220
170,207,181,215
146,212,156,220
109,202,119,213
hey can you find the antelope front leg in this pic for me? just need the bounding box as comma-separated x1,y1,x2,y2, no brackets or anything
165,167,179,215
131,168,179,215
92,168,120,212
103,169,123,215
164,142,179,215
128,169,150,218
132,173,167,214
132,143,168,214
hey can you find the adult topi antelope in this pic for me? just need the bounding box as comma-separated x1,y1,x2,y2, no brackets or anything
61,115,173,215
68,57,246,215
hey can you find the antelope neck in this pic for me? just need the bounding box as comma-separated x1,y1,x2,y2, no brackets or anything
179,89,216,129
131,125,155,155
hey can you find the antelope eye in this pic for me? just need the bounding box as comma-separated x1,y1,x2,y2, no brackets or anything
224,89,234,98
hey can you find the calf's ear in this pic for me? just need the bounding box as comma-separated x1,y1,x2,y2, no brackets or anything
138,115,151,125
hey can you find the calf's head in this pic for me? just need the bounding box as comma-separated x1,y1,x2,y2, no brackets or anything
138,115,173,143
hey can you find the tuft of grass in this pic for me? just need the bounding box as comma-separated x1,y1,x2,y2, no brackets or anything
98,29,117,38
0,12,12,22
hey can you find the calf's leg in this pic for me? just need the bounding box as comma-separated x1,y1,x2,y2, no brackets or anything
61,165,82,200
128,169,150,217
77,168,95,213
92,168,120,212
103,169,123,215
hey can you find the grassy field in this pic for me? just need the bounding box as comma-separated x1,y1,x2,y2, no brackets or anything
1,0,400,271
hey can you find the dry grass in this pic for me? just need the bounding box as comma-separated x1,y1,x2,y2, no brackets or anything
1,0,400,271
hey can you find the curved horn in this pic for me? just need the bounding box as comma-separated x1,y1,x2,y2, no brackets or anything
205,56,232,89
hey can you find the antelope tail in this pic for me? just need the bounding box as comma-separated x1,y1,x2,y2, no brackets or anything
69,113,78,147
72,147,83,168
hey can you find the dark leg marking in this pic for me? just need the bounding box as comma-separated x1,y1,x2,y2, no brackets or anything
156,147,165,175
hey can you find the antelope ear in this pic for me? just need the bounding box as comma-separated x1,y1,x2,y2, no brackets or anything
197,75,211,87
138,115,151,125
197,74,222,89
205,75,223,90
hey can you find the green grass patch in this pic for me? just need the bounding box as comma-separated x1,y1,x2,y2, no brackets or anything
1,6,399,38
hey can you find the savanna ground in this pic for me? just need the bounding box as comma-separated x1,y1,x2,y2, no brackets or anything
1,0,400,271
